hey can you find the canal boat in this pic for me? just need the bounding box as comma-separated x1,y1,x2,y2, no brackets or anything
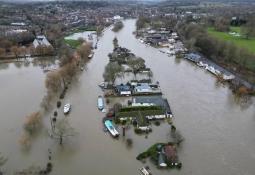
104,120,119,137
97,95,104,110
64,103,71,114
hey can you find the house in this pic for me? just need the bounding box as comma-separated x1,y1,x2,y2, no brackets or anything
113,15,123,21
164,145,177,163
33,35,52,48
185,53,201,63
115,84,132,96
134,83,152,93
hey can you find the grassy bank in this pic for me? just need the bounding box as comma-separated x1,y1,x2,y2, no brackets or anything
207,27,255,54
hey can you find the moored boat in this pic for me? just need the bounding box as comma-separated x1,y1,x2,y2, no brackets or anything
63,103,71,114
104,120,119,137
97,95,104,110
88,52,94,59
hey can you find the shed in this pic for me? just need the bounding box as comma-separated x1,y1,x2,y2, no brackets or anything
115,85,132,96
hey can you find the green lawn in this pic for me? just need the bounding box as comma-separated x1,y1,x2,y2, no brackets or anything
207,27,255,54
64,39,81,48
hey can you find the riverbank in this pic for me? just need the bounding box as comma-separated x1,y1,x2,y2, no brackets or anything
135,29,255,97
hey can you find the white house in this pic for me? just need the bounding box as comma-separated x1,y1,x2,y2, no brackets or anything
33,35,52,48
113,15,123,21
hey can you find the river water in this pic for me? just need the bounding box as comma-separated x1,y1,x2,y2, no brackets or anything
0,19,254,175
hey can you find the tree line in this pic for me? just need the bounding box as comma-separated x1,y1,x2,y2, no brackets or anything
177,22,255,73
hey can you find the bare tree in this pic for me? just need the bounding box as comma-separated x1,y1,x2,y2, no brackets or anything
127,57,146,77
51,118,76,145
0,48,5,57
45,71,63,93
24,112,42,134
241,16,255,39
10,46,19,58
103,62,124,85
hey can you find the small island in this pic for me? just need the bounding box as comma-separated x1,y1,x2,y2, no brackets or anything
137,143,182,169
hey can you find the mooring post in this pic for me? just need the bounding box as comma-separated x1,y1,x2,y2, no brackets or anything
122,126,125,137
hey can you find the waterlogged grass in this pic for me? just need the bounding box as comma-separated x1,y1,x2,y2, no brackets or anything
207,27,255,54
64,39,81,48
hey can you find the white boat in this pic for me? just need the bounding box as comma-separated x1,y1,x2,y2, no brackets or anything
97,96,104,110
98,82,108,89
63,103,71,114
205,65,221,76
104,120,119,137
88,52,94,59
197,61,208,68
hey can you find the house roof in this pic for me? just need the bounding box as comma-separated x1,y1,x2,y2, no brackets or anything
33,35,51,48
164,145,177,163
116,85,131,92
134,83,152,92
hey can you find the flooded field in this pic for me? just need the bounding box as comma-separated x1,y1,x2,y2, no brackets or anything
0,19,254,175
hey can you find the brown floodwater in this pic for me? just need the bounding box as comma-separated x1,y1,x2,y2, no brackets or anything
0,19,254,175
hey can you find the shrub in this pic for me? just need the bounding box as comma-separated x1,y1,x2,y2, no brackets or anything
171,125,176,132
57,101,61,108
54,111,58,116
114,118,120,124
136,152,149,160
60,93,65,99
46,162,53,173
177,162,182,169
126,138,133,147
154,121,160,126
121,120,127,125
134,128,142,134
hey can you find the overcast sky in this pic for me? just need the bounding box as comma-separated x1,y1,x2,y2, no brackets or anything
1,0,161,1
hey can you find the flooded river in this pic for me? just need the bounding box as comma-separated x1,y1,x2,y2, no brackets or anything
0,19,254,175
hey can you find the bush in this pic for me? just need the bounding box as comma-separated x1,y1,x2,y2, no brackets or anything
136,152,149,160
114,118,120,124
171,125,176,132
46,162,53,173
57,101,61,108
54,111,58,116
120,106,162,112
134,128,143,134
126,138,133,147
154,121,160,126
121,120,127,125
177,162,182,169
60,93,65,99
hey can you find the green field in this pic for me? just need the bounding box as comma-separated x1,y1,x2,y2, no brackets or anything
207,27,255,54
64,39,81,48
